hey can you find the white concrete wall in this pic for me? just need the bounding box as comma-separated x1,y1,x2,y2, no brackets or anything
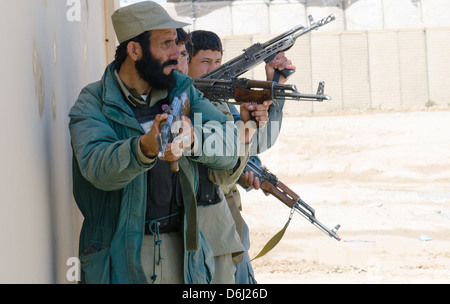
160,0,450,113
0,0,116,283
162,0,450,34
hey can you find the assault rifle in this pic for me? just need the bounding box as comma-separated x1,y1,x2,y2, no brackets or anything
157,92,190,172
194,78,331,105
244,159,341,241
200,14,336,81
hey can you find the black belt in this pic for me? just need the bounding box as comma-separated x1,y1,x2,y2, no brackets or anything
145,212,182,235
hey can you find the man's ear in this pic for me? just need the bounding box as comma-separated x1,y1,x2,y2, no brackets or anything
127,41,142,62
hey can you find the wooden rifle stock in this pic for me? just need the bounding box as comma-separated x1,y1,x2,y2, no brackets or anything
260,179,301,210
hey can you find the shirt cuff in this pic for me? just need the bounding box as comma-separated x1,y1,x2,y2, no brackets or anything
137,137,157,165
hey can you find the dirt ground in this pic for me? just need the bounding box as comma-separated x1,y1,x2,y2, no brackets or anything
239,108,450,284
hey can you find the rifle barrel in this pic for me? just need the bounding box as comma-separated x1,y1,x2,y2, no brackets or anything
261,23,306,49
277,91,331,102
293,199,341,241
291,14,336,40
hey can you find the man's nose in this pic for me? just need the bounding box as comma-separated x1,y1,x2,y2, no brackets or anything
170,44,181,60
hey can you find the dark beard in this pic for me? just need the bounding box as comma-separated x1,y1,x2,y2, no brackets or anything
135,51,178,90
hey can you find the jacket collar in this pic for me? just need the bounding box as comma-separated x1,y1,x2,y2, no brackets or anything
113,69,169,108
101,62,194,132
102,62,133,112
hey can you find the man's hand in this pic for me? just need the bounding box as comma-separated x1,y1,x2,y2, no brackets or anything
240,167,270,196
265,52,296,84
240,100,272,125
140,113,168,159
139,115,194,161
167,115,195,160
239,100,272,144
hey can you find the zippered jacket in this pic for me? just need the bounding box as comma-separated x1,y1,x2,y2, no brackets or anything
69,62,239,284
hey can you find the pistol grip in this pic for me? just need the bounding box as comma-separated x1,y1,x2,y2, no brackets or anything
265,53,296,82
274,68,296,82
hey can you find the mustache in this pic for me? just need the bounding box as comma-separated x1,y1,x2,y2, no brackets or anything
162,60,178,68
135,51,177,90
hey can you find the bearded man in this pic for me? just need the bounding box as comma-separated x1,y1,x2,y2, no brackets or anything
68,1,238,284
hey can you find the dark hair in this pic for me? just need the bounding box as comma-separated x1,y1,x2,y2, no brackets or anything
185,30,223,59
114,31,151,69
176,28,190,45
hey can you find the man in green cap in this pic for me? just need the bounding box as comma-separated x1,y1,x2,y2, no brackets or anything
69,1,239,284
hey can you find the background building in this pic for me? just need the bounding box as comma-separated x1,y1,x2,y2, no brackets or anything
158,0,450,114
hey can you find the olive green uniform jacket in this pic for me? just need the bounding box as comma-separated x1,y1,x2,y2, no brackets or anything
69,62,238,284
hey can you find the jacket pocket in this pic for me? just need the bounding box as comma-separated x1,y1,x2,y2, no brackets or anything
186,233,215,284
80,247,111,284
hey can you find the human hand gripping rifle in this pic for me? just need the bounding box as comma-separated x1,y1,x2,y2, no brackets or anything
194,78,331,105
244,159,341,242
156,92,190,172
200,14,336,81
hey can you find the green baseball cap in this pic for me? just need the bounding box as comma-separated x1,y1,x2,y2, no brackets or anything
112,1,190,44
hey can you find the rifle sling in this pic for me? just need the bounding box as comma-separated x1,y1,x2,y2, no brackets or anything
251,181,295,261
177,157,198,252
251,204,294,261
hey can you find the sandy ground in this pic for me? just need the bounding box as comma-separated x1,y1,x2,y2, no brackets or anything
239,109,450,284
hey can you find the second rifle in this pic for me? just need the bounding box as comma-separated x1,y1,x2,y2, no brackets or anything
244,159,341,241
194,77,331,105
200,14,336,81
